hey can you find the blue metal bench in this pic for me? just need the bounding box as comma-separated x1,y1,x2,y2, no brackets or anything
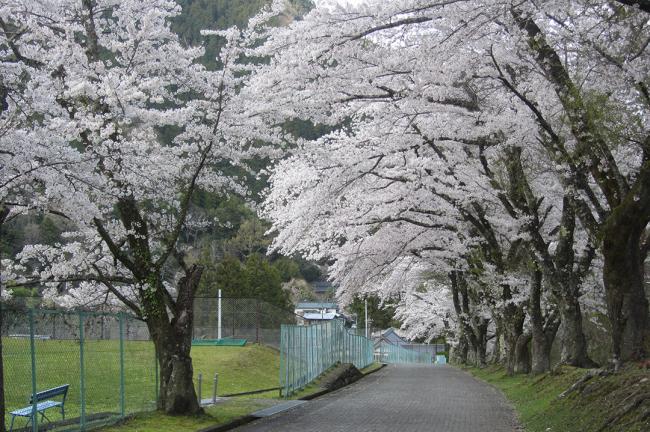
9,384,69,432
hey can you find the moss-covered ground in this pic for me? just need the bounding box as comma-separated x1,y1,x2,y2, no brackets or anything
463,363,650,432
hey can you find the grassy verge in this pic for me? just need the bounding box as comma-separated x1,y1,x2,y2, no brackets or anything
3,340,279,431
359,362,384,375
191,345,280,396
462,364,650,432
97,399,274,432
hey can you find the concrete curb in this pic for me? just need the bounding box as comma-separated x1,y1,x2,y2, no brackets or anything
220,387,281,398
196,415,256,432
198,363,387,432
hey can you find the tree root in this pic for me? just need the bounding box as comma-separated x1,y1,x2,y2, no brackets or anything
597,392,650,432
558,368,610,399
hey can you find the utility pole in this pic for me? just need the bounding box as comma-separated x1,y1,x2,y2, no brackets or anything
217,289,222,340
364,298,368,338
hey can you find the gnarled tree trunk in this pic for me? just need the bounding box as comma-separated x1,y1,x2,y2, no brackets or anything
529,270,561,374
490,321,502,364
147,266,203,414
472,317,489,368
449,271,489,367
511,7,650,363
452,334,469,365
514,333,531,374
556,294,595,367
603,202,650,362
503,292,526,376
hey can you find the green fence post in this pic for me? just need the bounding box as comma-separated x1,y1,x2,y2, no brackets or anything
279,325,284,398
155,345,159,404
301,326,305,388
29,309,38,432
288,325,293,397
79,311,86,430
318,324,322,374
119,313,126,417
310,325,314,380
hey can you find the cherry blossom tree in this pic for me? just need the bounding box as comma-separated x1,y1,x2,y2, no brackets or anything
1,8,87,425
2,0,283,414
255,0,646,369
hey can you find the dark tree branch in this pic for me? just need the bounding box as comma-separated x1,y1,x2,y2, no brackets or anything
510,7,629,207
91,264,142,317
93,217,139,277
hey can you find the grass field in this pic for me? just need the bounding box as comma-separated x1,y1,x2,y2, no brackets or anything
464,364,650,432
97,399,278,432
2,338,279,431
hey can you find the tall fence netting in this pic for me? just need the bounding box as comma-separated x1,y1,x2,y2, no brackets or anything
376,342,432,364
192,297,299,349
2,306,156,432
279,320,373,397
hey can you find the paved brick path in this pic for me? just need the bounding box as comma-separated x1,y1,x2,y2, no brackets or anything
234,364,521,432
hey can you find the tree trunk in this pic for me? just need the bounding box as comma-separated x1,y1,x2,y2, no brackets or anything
603,220,649,361
504,335,517,375
147,266,203,415
502,283,527,375
528,270,558,374
531,332,551,374
472,317,489,368
453,334,469,364
491,329,501,364
504,311,526,375
152,327,200,414
510,7,650,364
449,271,477,365
556,295,596,367
514,333,531,374
491,323,502,364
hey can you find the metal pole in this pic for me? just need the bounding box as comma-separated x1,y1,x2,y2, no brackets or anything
119,313,125,417
217,289,222,340
197,373,202,405
29,309,38,432
256,300,260,344
279,325,285,398
364,298,368,339
287,325,292,397
213,373,218,403
79,311,86,430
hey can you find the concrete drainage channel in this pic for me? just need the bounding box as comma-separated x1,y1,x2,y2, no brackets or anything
198,363,387,432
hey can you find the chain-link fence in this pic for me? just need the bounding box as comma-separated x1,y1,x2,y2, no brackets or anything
401,343,446,353
375,341,432,364
279,320,373,397
2,305,156,432
193,297,300,349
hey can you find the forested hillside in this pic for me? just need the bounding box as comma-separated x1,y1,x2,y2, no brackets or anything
173,0,311,68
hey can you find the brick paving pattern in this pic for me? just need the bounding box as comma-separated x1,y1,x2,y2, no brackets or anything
234,364,521,432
